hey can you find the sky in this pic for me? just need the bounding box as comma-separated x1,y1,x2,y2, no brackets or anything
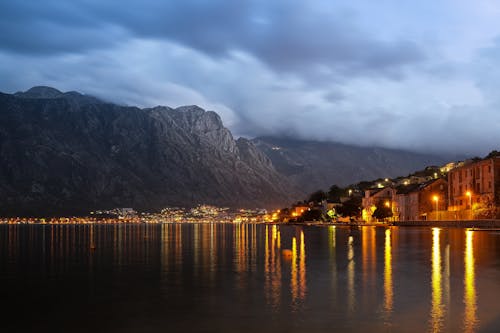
1,0,500,155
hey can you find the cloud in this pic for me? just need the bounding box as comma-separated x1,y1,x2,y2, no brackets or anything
0,1,425,80
2,1,500,155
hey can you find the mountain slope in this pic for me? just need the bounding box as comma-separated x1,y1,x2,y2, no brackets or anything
252,136,452,194
0,87,298,215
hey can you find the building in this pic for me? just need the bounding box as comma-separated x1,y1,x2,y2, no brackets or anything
448,157,500,219
394,184,420,221
394,179,448,221
362,187,396,222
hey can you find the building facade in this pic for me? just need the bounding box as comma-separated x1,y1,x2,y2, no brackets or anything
362,187,396,222
448,157,500,218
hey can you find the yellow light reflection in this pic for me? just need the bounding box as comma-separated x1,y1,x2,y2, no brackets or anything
384,228,393,315
329,226,336,248
430,228,444,332
272,227,282,307
299,231,307,300
277,229,281,249
329,226,337,299
291,236,298,302
464,230,477,333
347,235,355,313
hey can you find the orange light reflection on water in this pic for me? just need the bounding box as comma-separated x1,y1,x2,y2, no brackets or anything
384,228,393,317
430,227,444,332
464,230,477,333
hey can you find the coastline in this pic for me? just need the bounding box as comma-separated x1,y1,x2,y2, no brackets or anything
283,219,500,228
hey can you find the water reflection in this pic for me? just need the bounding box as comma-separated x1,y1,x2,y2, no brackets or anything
290,230,308,308
0,224,497,333
464,230,477,333
328,226,337,300
430,228,444,332
264,225,282,308
347,234,355,313
384,228,393,318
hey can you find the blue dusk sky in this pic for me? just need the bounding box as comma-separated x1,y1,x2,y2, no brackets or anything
1,0,500,154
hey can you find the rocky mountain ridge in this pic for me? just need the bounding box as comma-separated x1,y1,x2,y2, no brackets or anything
0,87,297,216
252,136,453,194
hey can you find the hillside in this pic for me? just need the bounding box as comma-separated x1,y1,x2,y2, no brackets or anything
252,136,453,194
0,87,298,215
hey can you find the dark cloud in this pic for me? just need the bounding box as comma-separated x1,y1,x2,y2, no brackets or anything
0,1,425,79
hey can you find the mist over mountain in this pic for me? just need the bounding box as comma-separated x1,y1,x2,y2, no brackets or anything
252,136,454,194
0,87,297,216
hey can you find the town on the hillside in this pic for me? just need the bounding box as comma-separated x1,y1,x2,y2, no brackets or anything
277,151,500,223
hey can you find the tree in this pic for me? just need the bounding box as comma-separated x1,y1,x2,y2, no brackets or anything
372,201,393,220
337,196,362,217
278,208,290,221
486,150,500,159
297,208,325,222
308,190,327,204
327,185,345,202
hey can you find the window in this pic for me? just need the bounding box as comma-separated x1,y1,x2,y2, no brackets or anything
459,185,462,193
489,181,492,189
488,165,491,173
460,200,463,205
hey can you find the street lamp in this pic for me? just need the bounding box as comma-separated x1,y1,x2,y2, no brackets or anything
432,195,439,220
466,191,472,219
384,201,392,222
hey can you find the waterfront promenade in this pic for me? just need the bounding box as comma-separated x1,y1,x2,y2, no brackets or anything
292,219,500,228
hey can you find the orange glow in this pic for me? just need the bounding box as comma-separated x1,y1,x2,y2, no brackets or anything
291,236,298,301
464,230,477,333
384,229,393,315
430,228,444,332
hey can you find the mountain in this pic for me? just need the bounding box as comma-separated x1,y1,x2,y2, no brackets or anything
252,136,453,194
0,87,298,216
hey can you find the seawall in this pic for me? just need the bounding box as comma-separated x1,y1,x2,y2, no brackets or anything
391,219,500,228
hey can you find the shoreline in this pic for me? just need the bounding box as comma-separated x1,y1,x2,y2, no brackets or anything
283,219,500,228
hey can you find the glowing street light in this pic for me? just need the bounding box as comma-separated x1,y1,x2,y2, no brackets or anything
466,191,472,209
433,195,439,220
466,191,472,220
385,201,390,208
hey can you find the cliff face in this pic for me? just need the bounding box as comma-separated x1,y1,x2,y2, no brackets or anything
0,87,298,215
253,136,452,194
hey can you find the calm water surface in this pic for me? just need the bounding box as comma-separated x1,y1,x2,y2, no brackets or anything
1,224,499,332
